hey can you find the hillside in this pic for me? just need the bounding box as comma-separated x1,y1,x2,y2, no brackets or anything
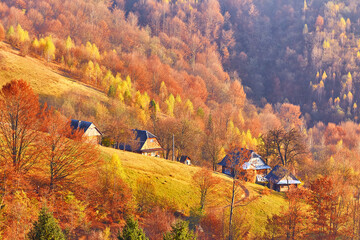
0,42,107,102
100,146,288,237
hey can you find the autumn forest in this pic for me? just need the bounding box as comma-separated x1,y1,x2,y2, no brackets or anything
0,0,360,239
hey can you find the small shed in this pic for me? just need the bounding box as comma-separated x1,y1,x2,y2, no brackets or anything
179,156,191,165
70,119,102,144
265,165,301,192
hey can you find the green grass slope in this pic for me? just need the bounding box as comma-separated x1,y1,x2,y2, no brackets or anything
0,42,107,101
100,146,287,237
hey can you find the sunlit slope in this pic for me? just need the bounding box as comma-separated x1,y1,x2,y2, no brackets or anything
100,146,287,236
0,42,107,101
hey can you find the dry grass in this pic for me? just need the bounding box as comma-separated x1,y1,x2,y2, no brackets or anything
0,42,107,101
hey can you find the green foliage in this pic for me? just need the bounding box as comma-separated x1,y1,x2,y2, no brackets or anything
163,221,196,240
118,217,149,240
28,207,65,240
188,207,204,230
108,84,117,98
196,107,204,118
150,99,159,113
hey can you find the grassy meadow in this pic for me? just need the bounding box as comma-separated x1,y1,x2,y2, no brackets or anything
100,146,288,237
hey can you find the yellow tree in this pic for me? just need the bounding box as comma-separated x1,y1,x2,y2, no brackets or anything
44,36,56,62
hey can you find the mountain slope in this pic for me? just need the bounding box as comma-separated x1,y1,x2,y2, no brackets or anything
101,146,287,237
0,42,107,101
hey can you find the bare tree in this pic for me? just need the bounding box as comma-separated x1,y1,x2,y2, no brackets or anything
39,109,99,193
259,128,308,167
192,168,220,210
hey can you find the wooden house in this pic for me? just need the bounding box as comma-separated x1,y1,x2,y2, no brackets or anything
265,165,301,192
119,129,163,157
70,119,103,144
179,156,191,165
217,149,271,183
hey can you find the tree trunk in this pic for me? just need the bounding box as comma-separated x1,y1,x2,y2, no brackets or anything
228,179,236,240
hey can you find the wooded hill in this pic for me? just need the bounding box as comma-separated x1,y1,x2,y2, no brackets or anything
1,0,360,239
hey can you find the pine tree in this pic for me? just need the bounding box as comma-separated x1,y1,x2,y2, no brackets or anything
28,207,65,240
163,221,196,240
118,217,149,240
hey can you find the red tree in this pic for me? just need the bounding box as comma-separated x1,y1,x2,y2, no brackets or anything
0,80,41,175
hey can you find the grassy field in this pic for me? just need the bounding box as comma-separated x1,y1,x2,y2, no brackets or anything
0,42,108,102
100,146,288,237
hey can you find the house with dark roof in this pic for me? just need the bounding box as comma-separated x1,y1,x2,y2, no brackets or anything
70,119,102,144
265,165,301,192
218,149,271,182
118,129,163,157
179,156,191,165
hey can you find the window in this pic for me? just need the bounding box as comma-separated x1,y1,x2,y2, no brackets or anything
150,139,154,142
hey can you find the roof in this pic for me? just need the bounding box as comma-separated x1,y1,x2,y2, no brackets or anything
265,165,301,185
71,119,92,132
218,149,271,171
133,129,157,144
71,119,102,136
179,156,191,163
118,129,160,152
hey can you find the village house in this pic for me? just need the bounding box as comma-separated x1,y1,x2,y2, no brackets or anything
119,129,163,157
218,149,271,183
70,119,103,144
179,155,191,165
265,165,301,192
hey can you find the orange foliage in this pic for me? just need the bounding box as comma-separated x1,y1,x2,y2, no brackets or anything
0,80,41,174
143,207,175,240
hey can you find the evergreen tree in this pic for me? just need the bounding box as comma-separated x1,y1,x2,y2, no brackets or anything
28,207,65,240
163,221,196,240
118,217,149,240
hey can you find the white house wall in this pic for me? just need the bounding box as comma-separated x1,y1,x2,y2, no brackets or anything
84,124,101,137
